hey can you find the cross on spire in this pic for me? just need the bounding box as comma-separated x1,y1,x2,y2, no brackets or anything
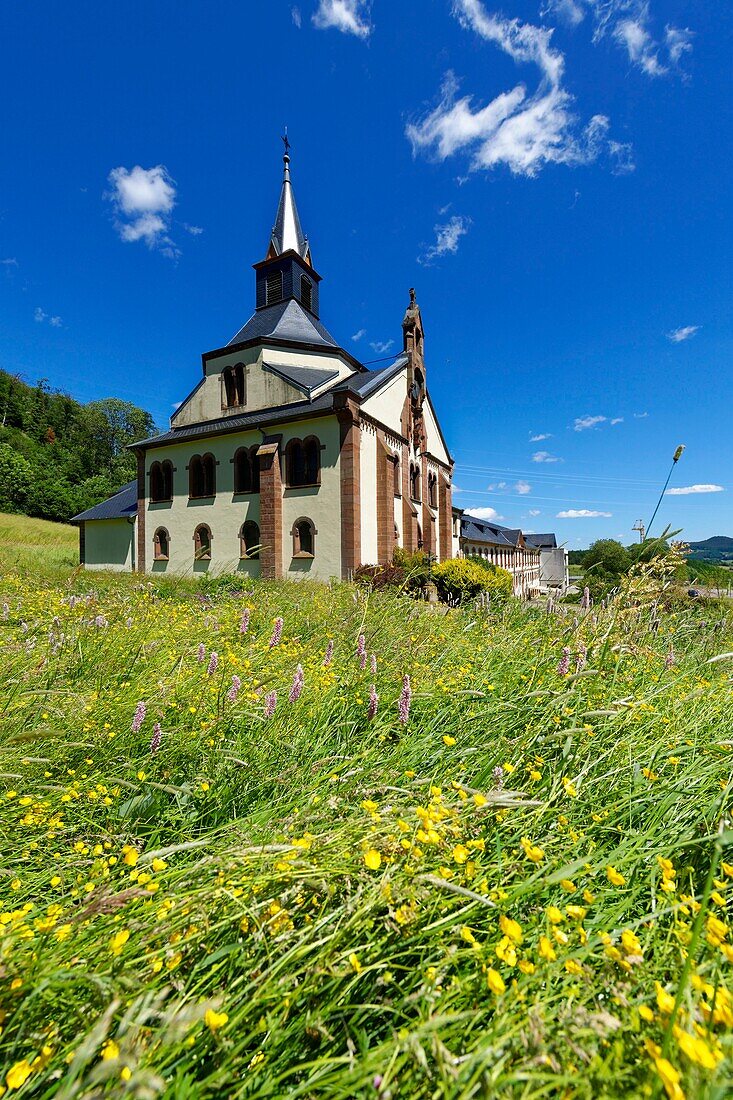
282,129,290,155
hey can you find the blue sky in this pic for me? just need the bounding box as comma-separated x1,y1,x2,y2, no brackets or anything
1,0,731,546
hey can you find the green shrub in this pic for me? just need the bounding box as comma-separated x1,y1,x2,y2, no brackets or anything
392,547,430,592
354,563,406,590
433,558,513,604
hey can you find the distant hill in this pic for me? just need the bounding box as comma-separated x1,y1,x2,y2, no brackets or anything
687,536,733,563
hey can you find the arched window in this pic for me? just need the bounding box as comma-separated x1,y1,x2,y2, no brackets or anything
292,517,316,558
409,462,421,502
266,270,283,305
223,364,246,408
428,472,437,508
150,462,164,502
189,454,216,498
153,527,169,560
393,453,401,497
240,520,260,559
233,447,259,494
162,461,173,500
417,521,423,550
300,274,312,312
194,524,212,560
303,436,320,484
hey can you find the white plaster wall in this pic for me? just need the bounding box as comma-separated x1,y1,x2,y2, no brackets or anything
280,415,342,581
84,519,134,571
359,423,378,564
422,396,451,466
172,345,357,427
361,369,407,436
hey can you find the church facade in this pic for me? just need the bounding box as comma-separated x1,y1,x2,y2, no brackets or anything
73,149,455,581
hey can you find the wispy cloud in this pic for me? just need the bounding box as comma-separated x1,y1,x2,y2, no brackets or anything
351,328,366,342
610,417,624,425
291,6,302,28
529,508,541,516
1,257,18,267
542,1,693,77
533,450,561,463
530,431,552,442
418,215,471,265
466,507,503,521
182,223,203,236
34,307,63,328
667,324,700,343
666,484,724,496
557,508,612,518
106,165,180,259
370,339,394,355
515,480,532,495
312,0,372,38
634,411,649,419
574,414,607,431
406,1,625,179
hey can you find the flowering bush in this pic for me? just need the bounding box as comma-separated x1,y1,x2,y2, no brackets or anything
433,557,513,603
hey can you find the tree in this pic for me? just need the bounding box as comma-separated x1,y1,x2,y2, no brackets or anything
584,540,631,576
0,444,33,512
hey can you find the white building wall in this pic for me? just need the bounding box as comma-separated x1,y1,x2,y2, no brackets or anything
359,422,378,564
84,519,135,572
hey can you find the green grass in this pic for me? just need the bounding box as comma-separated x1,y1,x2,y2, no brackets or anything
0,512,78,574
0,548,731,1098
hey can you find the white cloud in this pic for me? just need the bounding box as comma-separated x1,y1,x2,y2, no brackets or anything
487,481,507,491
614,16,666,76
541,0,585,26
1,257,18,266
514,480,532,495
574,414,607,431
292,6,302,28
557,509,612,518
545,2,693,77
610,417,624,425
312,0,371,38
34,307,62,327
351,328,366,342
530,431,552,441
107,165,180,258
533,450,561,463
666,25,693,66
634,411,649,418
418,215,471,265
370,339,394,354
666,484,724,496
183,223,204,236
406,2,624,179
667,324,700,343
529,508,541,516
466,507,502,521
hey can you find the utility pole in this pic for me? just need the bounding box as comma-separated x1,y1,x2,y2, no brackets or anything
632,519,646,543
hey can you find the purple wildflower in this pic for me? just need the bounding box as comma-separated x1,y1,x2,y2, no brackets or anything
263,690,277,718
370,653,377,676
357,633,367,661
125,617,133,629
398,675,411,725
207,651,219,676
227,675,241,702
94,615,107,628
557,647,571,677
575,644,587,673
197,642,206,663
581,586,591,611
289,664,304,703
665,648,675,670
493,766,505,790
368,684,379,719
240,609,250,635
323,639,334,666
150,722,162,753
1,602,8,620
269,617,284,649
68,596,77,610
132,701,146,733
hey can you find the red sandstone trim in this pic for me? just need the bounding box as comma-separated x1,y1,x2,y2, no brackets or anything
136,450,146,573
257,441,283,579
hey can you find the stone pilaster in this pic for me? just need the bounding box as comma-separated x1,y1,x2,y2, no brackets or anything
337,399,362,579
438,474,453,561
257,441,283,579
376,433,395,565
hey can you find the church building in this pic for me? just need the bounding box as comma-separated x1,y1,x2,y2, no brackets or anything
72,147,455,580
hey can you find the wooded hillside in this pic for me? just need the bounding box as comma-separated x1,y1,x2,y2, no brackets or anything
0,370,156,522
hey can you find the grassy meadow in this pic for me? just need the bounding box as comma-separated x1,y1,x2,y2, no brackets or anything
0,522,732,1098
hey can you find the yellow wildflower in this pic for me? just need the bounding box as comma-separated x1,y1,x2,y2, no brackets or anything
487,968,506,995
565,959,583,976
539,935,556,961
109,929,130,957
363,849,382,871
443,735,456,746
606,866,626,887
452,845,469,865
499,915,523,944
101,1040,120,1060
6,1060,33,1090
520,837,544,863
204,1009,229,1032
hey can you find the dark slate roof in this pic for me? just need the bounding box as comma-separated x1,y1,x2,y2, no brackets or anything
262,361,340,396
71,482,137,523
525,533,558,549
461,517,516,548
228,300,339,348
130,392,338,450
334,354,408,398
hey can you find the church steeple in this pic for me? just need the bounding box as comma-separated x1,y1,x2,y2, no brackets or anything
265,134,312,266
254,138,321,317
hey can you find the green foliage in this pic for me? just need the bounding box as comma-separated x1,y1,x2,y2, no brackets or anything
0,563,731,1098
0,370,155,522
392,546,430,591
433,557,512,603
353,563,407,590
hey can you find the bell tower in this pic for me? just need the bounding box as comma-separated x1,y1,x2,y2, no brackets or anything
402,287,427,453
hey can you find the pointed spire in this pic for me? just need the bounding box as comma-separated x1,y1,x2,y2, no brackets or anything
267,133,311,263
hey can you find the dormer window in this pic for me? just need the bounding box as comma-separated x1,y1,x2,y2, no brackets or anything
300,274,312,312
266,270,283,305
